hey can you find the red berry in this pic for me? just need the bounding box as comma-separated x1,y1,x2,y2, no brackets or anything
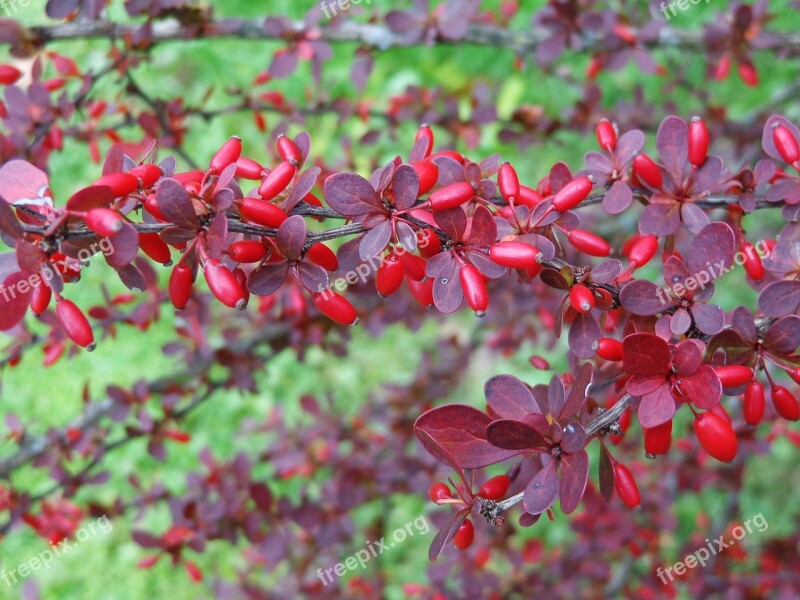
0,64,22,85
714,365,754,388
210,136,242,173
517,185,542,208
144,194,167,221
376,256,404,297
569,284,595,313
633,154,663,189
567,229,611,257
595,338,623,361
743,381,765,426
228,240,267,263
627,234,658,267
478,475,510,500
412,160,439,196
235,157,265,180
184,560,203,582
688,117,709,167
398,252,427,281
276,134,301,164
306,243,339,272
127,164,162,188
644,419,672,456
258,161,296,201
173,170,204,186
56,299,95,350
430,149,464,164
771,385,800,421
498,162,520,202
139,233,172,265
407,276,434,307
418,230,441,258
240,198,288,228
714,54,731,80
772,124,800,165
459,264,488,317
694,412,738,462
204,259,247,310
453,518,474,550
85,207,124,237
312,291,359,325
233,268,250,308
428,482,451,503
94,172,140,197
415,124,434,158
596,119,617,151
428,182,474,211
551,176,593,212
790,368,800,385
613,463,640,509
489,241,539,269
737,60,759,87
169,264,193,310
30,279,52,316
741,241,765,281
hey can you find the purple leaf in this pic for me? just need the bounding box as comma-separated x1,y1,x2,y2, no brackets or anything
523,461,559,515
155,179,199,230
656,116,688,181
66,186,115,211
0,271,31,330
432,259,463,314
392,164,419,211
276,215,307,260
678,365,721,409
758,281,800,317
559,449,589,514
0,160,50,205
464,205,497,246
638,384,676,428
619,279,672,316
323,173,381,217
428,508,469,562
414,404,522,469
686,222,735,276
692,303,725,335
602,181,633,214
395,221,418,253
569,312,602,359
248,262,289,296
296,261,329,293
106,222,139,268
484,374,541,419
762,316,800,355
359,220,392,262
485,419,548,450
433,207,467,240
561,363,593,420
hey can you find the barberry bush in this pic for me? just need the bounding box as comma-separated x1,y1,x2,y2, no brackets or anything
1,1,799,598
